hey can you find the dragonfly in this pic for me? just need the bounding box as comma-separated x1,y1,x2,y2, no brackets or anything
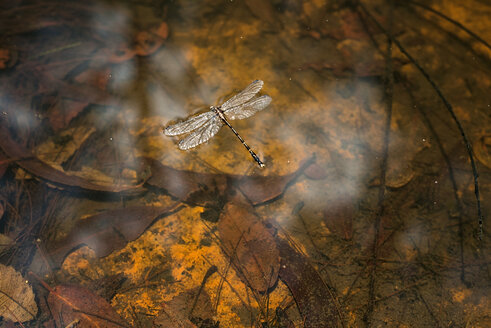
163,80,272,167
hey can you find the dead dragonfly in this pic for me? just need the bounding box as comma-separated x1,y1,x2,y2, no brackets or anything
163,80,272,167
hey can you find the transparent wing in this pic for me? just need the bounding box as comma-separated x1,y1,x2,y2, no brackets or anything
178,116,223,150
220,80,264,111
164,111,215,136
224,95,272,120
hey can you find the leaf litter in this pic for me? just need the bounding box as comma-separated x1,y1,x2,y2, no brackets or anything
0,264,38,322
0,0,490,327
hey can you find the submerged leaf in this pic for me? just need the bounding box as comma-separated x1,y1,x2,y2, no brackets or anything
154,287,215,328
48,204,181,268
218,198,280,292
276,238,342,327
47,284,125,328
0,124,143,194
144,157,228,203
0,264,38,322
144,155,316,206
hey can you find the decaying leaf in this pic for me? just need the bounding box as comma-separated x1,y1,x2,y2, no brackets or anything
218,198,280,292
276,238,342,327
47,284,125,328
48,204,181,268
88,274,127,301
144,157,228,203
144,155,316,206
154,287,216,328
0,264,38,322
0,123,144,194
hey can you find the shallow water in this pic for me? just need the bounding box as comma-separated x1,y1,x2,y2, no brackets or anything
0,0,490,327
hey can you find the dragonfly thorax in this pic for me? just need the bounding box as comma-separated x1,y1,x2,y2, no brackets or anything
211,105,226,119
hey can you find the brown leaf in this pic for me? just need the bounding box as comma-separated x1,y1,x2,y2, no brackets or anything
276,238,342,327
48,204,181,268
0,124,143,194
144,155,316,206
88,274,127,301
143,157,228,203
218,198,280,292
154,287,215,328
47,284,125,328
0,264,38,322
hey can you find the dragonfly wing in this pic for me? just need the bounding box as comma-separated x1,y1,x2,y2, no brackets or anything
220,80,264,111
178,116,223,150
164,111,215,136
224,95,271,120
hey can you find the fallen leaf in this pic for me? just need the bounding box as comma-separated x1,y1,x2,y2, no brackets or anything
88,273,127,301
144,155,316,206
48,204,181,268
0,123,143,194
218,198,280,292
154,287,215,328
47,284,125,328
0,264,38,322
143,157,228,204
276,238,342,327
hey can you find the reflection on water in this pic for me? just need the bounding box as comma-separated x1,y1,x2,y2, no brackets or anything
0,0,490,326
